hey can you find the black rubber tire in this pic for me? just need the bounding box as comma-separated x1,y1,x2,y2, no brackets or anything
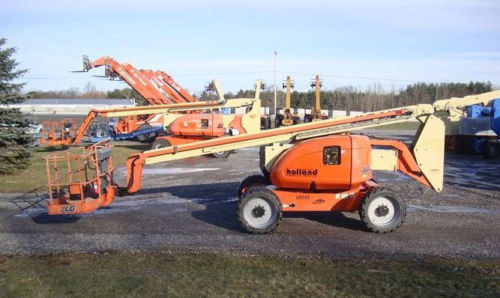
151,138,171,150
482,141,500,159
95,128,108,138
304,114,312,123
275,114,284,128
261,117,271,130
238,186,282,234
455,136,471,154
211,151,231,158
237,174,270,198
360,188,406,233
136,124,156,143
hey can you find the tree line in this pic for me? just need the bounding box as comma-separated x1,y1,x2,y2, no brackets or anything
214,81,493,112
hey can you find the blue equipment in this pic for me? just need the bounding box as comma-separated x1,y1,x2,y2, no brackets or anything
456,98,500,158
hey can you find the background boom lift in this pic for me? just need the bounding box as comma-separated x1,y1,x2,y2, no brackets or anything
304,74,328,122
71,79,227,144
70,81,262,149
82,55,197,104
275,76,300,127
41,55,205,145
81,55,199,141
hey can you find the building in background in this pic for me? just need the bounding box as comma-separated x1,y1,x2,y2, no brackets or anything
3,98,136,115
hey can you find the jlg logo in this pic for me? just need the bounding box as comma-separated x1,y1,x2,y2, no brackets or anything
286,168,318,176
60,206,76,213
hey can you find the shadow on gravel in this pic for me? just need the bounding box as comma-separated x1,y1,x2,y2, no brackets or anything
444,153,500,192
31,215,81,224
285,212,367,232
9,191,47,212
139,182,368,232
140,182,244,232
9,191,82,224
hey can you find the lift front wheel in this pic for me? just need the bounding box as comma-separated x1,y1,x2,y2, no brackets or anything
360,188,406,233
151,138,171,150
238,186,282,234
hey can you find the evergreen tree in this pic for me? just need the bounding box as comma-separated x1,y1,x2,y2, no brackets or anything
0,38,33,174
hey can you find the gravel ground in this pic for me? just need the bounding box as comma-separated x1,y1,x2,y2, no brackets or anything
0,130,499,259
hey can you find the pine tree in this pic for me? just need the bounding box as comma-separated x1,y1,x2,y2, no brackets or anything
0,38,33,174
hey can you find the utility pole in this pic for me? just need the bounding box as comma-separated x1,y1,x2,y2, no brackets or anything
273,51,278,118
435,84,440,101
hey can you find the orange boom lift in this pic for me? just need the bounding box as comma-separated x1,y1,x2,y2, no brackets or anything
41,55,204,145
44,82,500,234
68,57,262,146
81,55,197,105
40,119,77,146
76,55,199,142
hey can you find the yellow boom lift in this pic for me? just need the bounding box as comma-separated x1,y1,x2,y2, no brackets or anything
305,74,328,122
276,76,300,127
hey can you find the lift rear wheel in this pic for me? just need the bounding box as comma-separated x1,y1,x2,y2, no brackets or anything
237,174,270,198
360,188,406,233
482,141,499,159
151,138,171,150
238,186,282,234
95,127,108,138
211,151,231,158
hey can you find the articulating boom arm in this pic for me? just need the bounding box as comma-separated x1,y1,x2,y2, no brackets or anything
86,56,166,105
124,90,500,194
83,55,198,104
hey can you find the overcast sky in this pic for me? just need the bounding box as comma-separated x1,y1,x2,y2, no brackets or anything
1,0,499,94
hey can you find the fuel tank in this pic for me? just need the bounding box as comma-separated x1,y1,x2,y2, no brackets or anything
270,135,372,190
169,114,226,137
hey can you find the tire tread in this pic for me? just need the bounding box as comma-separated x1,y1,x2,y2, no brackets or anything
237,186,282,234
360,187,406,233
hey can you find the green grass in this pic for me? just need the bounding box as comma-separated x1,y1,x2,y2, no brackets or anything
0,252,498,297
0,142,149,193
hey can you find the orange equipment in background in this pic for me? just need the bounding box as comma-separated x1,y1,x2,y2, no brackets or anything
68,56,231,144
82,55,197,105
44,141,116,215
78,55,198,140
40,119,77,145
